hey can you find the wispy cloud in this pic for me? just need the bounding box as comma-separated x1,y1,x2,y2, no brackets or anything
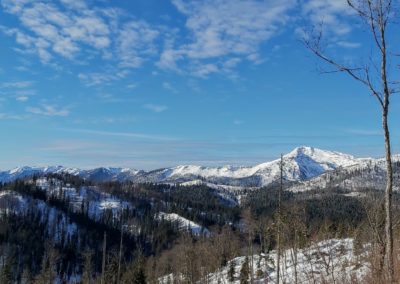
78,69,129,86
0,0,161,77
117,21,159,68
61,128,177,141
16,95,29,102
143,103,168,113
162,81,177,93
39,139,105,152
0,80,35,101
0,112,27,120
301,0,355,36
0,0,361,82
26,104,70,117
1,1,110,62
1,80,33,88
159,0,296,76
336,41,361,49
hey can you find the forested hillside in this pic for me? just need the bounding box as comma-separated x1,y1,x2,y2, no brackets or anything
0,171,397,283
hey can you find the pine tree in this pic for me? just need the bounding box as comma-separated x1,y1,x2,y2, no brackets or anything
132,257,147,284
21,268,33,284
0,257,13,284
239,257,249,284
81,250,93,284
228,260,235,283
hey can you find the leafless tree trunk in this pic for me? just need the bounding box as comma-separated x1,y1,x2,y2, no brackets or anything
303,0,397,281
101,231,107,284
276,154,283,284
117,224,124,284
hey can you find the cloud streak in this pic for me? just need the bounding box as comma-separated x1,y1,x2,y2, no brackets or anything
61,128,177,141
26,104,70,117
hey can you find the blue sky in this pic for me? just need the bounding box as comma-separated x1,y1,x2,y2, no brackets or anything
0,0,399,170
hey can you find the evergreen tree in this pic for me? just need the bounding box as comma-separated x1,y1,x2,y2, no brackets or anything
0,257,13,284
132,258,147,284
239,257,249,284
228,260,235,282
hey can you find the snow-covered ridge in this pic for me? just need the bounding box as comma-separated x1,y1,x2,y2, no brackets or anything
160,238,370,283
288,155,400,193
35,178,131,221
157,212,210,236
0,146,371,188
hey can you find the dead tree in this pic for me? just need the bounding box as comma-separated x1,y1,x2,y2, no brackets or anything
276,154,283,284
303,0,398,281
101,231,107,284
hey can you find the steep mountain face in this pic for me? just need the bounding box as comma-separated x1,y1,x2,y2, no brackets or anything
0,146,367,187
243,146,360,186
288,156,400,192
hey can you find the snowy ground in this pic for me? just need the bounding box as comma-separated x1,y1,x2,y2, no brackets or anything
37,179,209,238
160,238,370,284
0,190,78,246
157,212,210,236
36,178,131,221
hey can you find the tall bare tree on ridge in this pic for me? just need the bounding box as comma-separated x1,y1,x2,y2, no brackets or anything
303,0,398,281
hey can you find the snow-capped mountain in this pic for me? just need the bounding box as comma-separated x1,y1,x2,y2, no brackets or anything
0,146,370,188
288,155,400,192
0,166,141,183
134,146,362,187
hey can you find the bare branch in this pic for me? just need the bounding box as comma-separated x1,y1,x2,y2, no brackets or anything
303,37,384,107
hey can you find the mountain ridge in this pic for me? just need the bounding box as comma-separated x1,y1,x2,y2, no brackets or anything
0,146,372,188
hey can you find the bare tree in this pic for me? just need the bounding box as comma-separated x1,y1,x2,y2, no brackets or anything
303,0,398,281
101,231,107,284
275,154,283,284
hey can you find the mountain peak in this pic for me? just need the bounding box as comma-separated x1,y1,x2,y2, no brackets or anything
0,146,364,187
285,146,355,161
287,146,316,157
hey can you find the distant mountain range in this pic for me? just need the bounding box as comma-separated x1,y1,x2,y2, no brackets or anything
2,146,387,191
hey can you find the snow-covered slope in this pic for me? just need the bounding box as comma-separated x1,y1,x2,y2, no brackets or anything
288,156,400,192
140,146,361,187
0,146,370,188
35,178,131,221
160,238,370,284
157,212,210,236
0,166,141,183
0,190,78,245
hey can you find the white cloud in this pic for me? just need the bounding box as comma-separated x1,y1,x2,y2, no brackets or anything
162,81,177,93
117,21,159,68
0,1,148,68
61,128,176,141
0,0,362,81
1,80,33,88
78,69,129,86
159,0,296,75
126,83,138,89
0,0,166,86
143,104,168,113
336,41,361,49
191,63,219,78
26,104,69,116
0,112,27,120
302,0,355,36
16,96,29,102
